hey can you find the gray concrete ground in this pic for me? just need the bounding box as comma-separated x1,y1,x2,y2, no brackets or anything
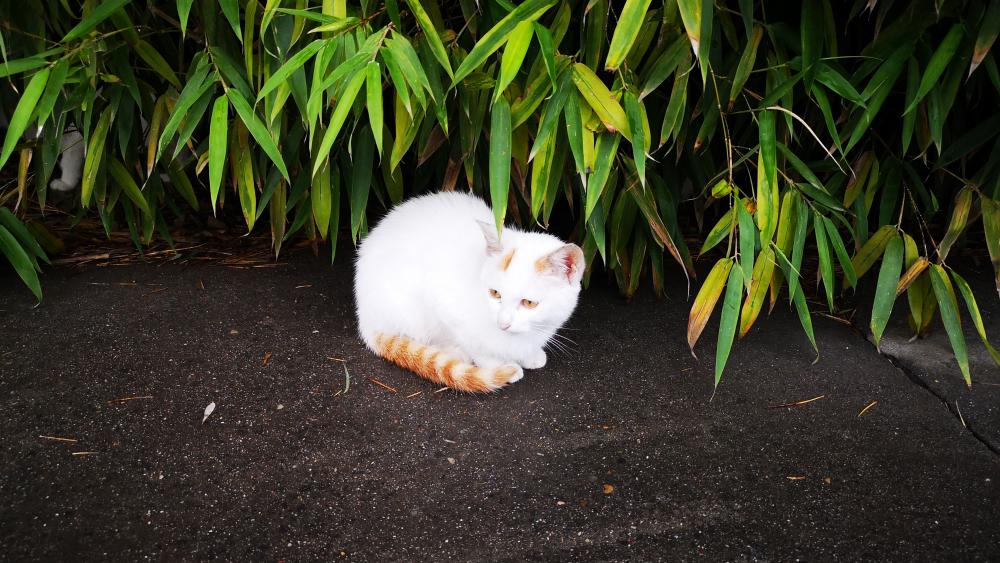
1,255,998,561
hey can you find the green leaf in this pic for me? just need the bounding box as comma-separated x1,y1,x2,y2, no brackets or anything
366,62,384,157
313,70,367,177
971,0,1000,76
177,0,195,36
737,198,756,290
938,186,973,263
904,24,964,115
489,97,512,233
209,95,229,212
571,63,631,138
0,67,48,171
605,0,652,71
729,26,763,109
821,215,857,288
585,133,621,221
312,157,333,238
801,2,823,88
623,91,647,187
0,208,48,264
950,270,1000,366
107,158,151,217
870,232,903,346
134,40,181,89
34,58,70,129
715,263,744,388
0,225,42,300
756,109,777,244
452,0,557,84
403,0,454,78
62,0,132,42
81,107,114,207
813,211,836,311
227,89,290,181
495,21,534,102
531,71,572,163
787,195,810,302
257,40,325,102
639,34,688,99
928,264,971,387
219,0,243,41
350,130,375,241
533,23,558,88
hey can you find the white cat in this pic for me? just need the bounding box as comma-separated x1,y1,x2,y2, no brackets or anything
354,191,585,392
48,128,84,193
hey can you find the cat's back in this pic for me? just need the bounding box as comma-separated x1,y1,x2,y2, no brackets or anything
358,191,491,255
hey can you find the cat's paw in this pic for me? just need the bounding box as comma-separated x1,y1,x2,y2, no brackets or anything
521,349,547,370
504,364,524,383
49,179,76,192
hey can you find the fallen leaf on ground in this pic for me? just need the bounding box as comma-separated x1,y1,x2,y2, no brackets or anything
203,402,216,423
603,484,615,494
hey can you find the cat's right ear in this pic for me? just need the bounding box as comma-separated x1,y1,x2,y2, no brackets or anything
476,220,503,255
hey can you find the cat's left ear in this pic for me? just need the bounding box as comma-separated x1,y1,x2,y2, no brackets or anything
537,244,585,285
476,220,503,256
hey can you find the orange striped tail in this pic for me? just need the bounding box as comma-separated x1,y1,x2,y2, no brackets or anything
373,333,522,393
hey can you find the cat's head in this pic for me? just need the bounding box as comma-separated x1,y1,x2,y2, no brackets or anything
477,220,585,335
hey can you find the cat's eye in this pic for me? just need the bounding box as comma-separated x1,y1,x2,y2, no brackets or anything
521,299,538,309
488,289,501,299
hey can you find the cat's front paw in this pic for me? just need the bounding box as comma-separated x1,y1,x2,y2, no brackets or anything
521,349,547,370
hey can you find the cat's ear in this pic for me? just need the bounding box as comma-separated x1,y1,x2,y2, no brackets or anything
536,244,585,284
476,220,503,255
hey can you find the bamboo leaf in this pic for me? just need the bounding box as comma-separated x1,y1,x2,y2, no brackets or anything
814,211,836,311
740,247,775,338
219,0,243,42
928,264,971,387
715,263,744,387
688,258,732,355
312,70,366,177
81,107,113,207
0,225,42,300
209,95,229,212
495,21,534,102
821,215,857,288
533,23,558,88
737,198,756,289
0,67,48,172
351,130,375,241
904,24,964,115
851,224,896,279
177,0,195,36
107,159,151,217
489,97,512,233
756,109,778,244
572,63,631,138
971,0,1000,77
366,62,384,157
312,156,332,238
257,40,325,102
227,89,290,181
729,26,763,109
403,0,454,79
700,207,735,255
623,91,647,187
585,133,621,221
950,270,1000,366
62,0,132,42
870,232,903,346
0,208,47,264
983,197,1000,296
605,0,652,71
452,0,557,84
937,186,973,263
134,40,181,89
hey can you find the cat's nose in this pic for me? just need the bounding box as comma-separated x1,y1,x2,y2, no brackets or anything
498,320,512,331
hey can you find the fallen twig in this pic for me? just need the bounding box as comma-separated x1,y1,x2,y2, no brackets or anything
367,376,397,393
857,400,878,417
107,395,153,404
768,394,826,409
39,435,77,442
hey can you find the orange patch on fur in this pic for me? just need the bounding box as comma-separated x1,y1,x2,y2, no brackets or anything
534,257,550,274
500,249,516,271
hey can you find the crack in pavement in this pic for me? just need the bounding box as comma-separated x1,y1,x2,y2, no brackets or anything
846,321,1000,457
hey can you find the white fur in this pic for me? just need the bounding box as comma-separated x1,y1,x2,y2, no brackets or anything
49,129,84,192
354,192,584,376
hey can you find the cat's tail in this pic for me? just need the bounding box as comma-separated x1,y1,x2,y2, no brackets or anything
372,332,523,393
